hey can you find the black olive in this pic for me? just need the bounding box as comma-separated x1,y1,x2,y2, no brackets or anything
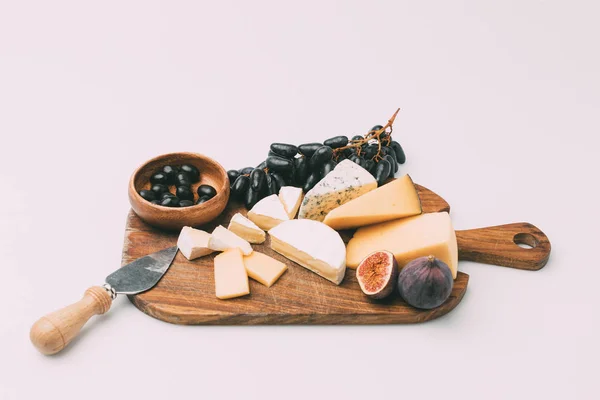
351,135,363,141
180,164,200,182
270,172,286,189
139,189,157,201
197,184,217,199
384,154,398,174
298,143,322,158
293,157,308,185
175,172,191,187
323,136,348,149
239,167,254,175
270,143,299,158
160,196,180,207
176,186,194,201
150,172,168,185
161,192,176,200
390,141,406,164
244,187,260,209
179,199,194,207
151,184,169,195
227,170,240,184
321,160,337,177
150,199,161,205
256,160,268,170
266,155,294,173
303,171,321,192
196,196,211,205
231,175,250,199
162,165,179,184
250,169,267,192
375,159,391,186
309,146,333,170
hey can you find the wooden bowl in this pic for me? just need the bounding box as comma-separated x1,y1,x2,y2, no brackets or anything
128,152,230,231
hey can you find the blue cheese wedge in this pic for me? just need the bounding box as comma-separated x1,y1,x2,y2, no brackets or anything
298,159,377,222
269,219,347,285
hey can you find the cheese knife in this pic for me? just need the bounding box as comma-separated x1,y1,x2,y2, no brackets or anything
30,246,178,355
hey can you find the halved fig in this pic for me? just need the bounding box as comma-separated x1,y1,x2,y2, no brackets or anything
356,250,399,299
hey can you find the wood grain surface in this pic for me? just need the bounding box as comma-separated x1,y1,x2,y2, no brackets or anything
121,184,550,325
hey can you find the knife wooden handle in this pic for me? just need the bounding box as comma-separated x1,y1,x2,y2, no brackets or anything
30,286,113,355
456,222,551,271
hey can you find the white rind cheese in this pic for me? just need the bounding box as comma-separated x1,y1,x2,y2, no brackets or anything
177,226,214,260
227,213,266,244
269,219,347,285
278,186,304,219
298,159,377,222
247,194,290,230
208,225,253,256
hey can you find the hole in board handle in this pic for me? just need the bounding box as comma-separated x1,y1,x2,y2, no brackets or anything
513,233,539,249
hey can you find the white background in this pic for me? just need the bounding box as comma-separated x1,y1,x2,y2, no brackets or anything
1,1,598,399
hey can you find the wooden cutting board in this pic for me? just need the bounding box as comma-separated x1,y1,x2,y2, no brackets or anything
121,184,550,325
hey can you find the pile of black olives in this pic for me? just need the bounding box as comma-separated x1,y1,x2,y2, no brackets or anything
227,125,406,209
138,164,217,208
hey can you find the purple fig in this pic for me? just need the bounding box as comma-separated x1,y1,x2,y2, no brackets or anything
356,251,399,299
398,255,453,309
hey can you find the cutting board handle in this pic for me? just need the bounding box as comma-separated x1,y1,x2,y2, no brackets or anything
456,223,551,271
30,286,113,355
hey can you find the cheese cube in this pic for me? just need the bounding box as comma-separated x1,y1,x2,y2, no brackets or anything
346,212,458,279
323,174,422,230
298,159,376,222
208,225,253,256
243,251,287,287
227,213,266,244
177,226,214,260
247,194,290,230
214,248,250,299
278,186,304,219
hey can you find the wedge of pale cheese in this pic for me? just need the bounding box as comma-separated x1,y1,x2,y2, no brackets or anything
298,159,377,222
214,248,250,299
243,251,288,287
247,194,290,230
278,186,304,219
208,225,253,256
227,213,266,244
269,219,347,285
346,212,458,279
323,174,422,230
177,226,214,260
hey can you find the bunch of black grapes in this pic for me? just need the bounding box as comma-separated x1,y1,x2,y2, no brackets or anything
227,125,406,209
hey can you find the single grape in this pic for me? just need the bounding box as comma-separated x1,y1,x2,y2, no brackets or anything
308,146,333,170
227,170,240,184
250,168,267,192
390,141,406,164
231,175,250,199
293,157,308,185
323,136,348,149
270,143,299,158
374,159,391,186
256,160,267,170
321,160,337,176
244,187,260,209
303,171,321,192
270,172,286,189
298,143,322,158
384,154,398,174
266,155,294,173
351,135,363,141
239,167,254,175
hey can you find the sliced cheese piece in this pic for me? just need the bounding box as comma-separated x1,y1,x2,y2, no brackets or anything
177,226,214,260
278,186,304,219
243,251,288,287
214,248,250,299
269,219,346,285
346,212,458,279
298,159,377,222
227,213,266,244
247,194,290,230
323,174,422,230
208,225,253,256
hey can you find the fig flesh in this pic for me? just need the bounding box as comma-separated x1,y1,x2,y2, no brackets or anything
356,251,399,299
397,255,453,309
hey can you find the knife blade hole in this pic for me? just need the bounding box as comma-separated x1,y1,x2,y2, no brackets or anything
513,233,538,249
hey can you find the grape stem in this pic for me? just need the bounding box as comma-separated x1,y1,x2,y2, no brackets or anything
332,108,400,162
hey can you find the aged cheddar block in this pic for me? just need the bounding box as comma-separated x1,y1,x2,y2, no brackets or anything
346,212,458,279
214,248,250,299
323,174,422,230
298,159,377,222
243,251,287,287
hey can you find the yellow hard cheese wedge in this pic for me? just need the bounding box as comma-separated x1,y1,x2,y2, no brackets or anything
323,174,422,230
346,212,458,279
243,251,287,287
214,248,250,299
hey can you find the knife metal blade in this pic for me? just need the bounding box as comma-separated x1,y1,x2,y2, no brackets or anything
105,246,178,295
